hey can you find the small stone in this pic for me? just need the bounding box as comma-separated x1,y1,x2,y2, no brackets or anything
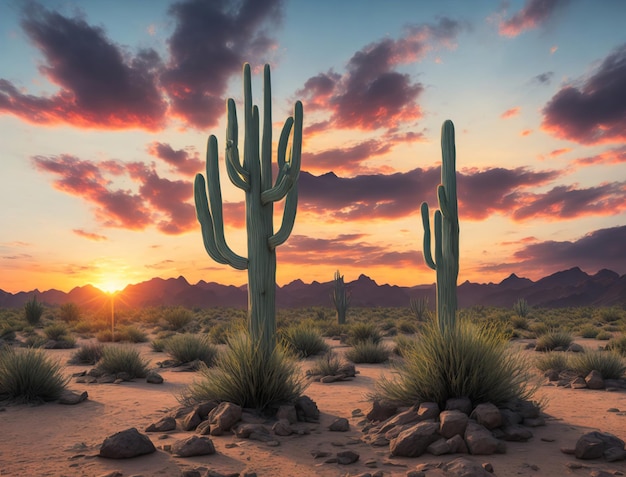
336,450,359,465
171,436,215,457
58,390,88,405
329,418,350,432
146,371,163,384
145,416,176,433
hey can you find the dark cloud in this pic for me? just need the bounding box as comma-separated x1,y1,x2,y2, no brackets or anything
0,4,166,130
32,154,197,234
513,225,626,275
510,182,626,221
147,142,203,176
533,71,554,85
542,43,626,144
161,0,283,128
297,18,463,133
499,0,570,37
303,139,393,174
299,166,561,222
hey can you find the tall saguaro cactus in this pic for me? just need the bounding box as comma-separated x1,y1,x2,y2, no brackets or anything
194,63,303,352
420,120,460,332
331,270,350,325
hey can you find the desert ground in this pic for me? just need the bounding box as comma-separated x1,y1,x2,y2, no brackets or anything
1,337,625,477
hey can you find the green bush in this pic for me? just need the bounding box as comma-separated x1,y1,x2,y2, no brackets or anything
164,333,218,366
376,319,535,407
58,303,81,322
43,323,70,341
281,324,329,358
397,320,418,335
95,345,149,379
116,325,149,343
510,315,529,330
24,334,48,348
393,334,418,357
181,332,306,411
348,322,382,345
151,338,167,352
163,307,194,330
68,342,105,365
24,296,44,326
535,331,573,351
345,339,390,364
579,325,599,339
0,347,69,403
605,336,626,356
599,307,623,323
596,330,612,340
570,349,625,379
307,351,345,377
320,321,347,338
534,351,570,373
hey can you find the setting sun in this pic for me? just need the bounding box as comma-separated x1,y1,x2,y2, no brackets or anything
95,277,127,294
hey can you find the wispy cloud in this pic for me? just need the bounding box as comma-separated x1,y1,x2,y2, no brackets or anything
542,43,626,144
533,71,554,85
73,229,107,241
498,0,570,37
500,107,520,119
573,146,626,166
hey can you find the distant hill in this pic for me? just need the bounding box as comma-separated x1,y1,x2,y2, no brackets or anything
1,267,624,309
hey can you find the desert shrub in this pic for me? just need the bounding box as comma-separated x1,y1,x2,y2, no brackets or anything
181,332,306,411
95,345,149,378
24,334,48,348
534,351,570,373
578,325,599,339
348,322,382,345
397,320,418,335
116,325,148,343
68,342,105,365
529,322,548,337
596,330,612,340
43,323,70,341
599,307,623,323
534,331,573,351
96,329,115,342
376,319,535,407
513,298,530,318
345,339,390,364
605,336,626,356
0,326,16,341
510,315,529,330
163,307,194,330
393,334,418,357
164,333,218,366
58,303,81,322
24,296,44,326
570,349,625,380
0,347,69,403
72,320,95,335
281,323,329,358
320,321,347,338
307,351,346,377
207,321,245,344
151,339,167,352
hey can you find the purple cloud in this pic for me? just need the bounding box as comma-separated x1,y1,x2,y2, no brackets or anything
499,0,570,37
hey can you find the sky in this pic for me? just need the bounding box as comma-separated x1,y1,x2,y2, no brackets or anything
0,0,625,294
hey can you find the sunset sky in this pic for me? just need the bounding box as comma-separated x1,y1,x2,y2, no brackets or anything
1,0,625,294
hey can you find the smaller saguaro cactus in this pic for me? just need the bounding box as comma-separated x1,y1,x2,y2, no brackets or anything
409,296,429,322
331,270,351,325
513,298,530,318
420,120,460,332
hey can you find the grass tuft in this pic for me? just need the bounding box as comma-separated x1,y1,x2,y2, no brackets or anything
181,332,306,411
534,351,570,373
281,323,329,358
348,322,382,345
308,351,346,376
68,342,105,365
95,345,149,379
570,349,625,380
345,338,390,364
534,330,573,351
0,347,69,403
164,333,218,366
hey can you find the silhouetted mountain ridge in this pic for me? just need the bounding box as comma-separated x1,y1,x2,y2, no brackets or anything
1,267,624,309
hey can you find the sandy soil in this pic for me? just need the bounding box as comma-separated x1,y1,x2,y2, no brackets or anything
1,337,625,477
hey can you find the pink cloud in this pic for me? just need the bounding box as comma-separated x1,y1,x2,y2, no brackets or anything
499,0,570,37
72,229,107,241
500,107,520,119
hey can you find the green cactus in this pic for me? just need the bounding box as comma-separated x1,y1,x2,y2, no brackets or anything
331,270,350,325
420,120,460,332
194,63,303,352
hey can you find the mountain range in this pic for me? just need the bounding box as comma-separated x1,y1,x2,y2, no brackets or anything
1,267,624,310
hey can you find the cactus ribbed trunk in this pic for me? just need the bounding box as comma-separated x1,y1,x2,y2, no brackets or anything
421,120,460,332
194,63,302,354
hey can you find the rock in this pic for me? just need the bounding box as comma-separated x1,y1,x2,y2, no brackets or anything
575,431,625,460
544,369,560,381
389,421,439,457
58,390,88,405
443,457,495,476
196,420,212,435
366,400,397,422
464,421,503,455
272,419,293,436
427,437,451,456
236,424,272,442
568,343,584,353
99,428,156,459
439,410,469,439
416,402,440,421
320,374,346,383
145,416,176,432
196,401,219,420
500,424,533,442
336,450,359,465
585,370,605,390
445,397,473,415
329,418,350,432
499,409,522,427
379,409,420,434
570,376,587,389
604,446,626,462
502,399,540,419
523,416,545,427
295,395,320,422
276,404,298,424
145,370,163,384
208,402,242,435
181,409,202,431
446,434,468,454
171,436,216,457
470,403,502,430
337,362,356,377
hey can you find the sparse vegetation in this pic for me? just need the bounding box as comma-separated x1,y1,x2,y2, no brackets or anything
23,296,44,326
345,339,390,364
535,330,574,352
570,349,626,380
605,335,626,356
0,347,69,403
58,303,81,323
281,323,329,358
95,345,149,379
348,322,382,345
513,298,530,318
307,351,346,377
68,342,105,365
534,351,570,373
181,332,306,411
164,333,217,366
163,307,194,331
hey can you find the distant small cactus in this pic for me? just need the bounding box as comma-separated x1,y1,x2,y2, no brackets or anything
331,270,350,325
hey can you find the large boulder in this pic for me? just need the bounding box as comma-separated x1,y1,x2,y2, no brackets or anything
99,428,156,459
389,421,439,457
208,402,242,435
439,410,469,439
575,431,625,460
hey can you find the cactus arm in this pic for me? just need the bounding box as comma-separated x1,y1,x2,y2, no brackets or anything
261,64,273,192
420,202,437,270
225,98,250,191
193,174,230,265
434,210,443,268
268,183,298,249
205,135,248,270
